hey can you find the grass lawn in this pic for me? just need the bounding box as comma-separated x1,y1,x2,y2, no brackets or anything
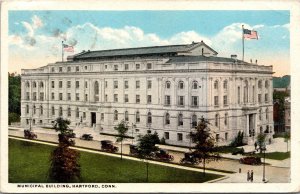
253,151,290,160
9,139,222,183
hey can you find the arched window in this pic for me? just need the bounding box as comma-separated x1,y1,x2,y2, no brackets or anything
136,111,140,123
192,114,197,127
166,81,171,89
147,112,152,124
33,105,36,114
223,80,228,90
25,81,30,88
40,105,43,115
26,104,29,114
224,113,228,126
165,113,170,125
125,111,129,121
178,81,184,89
40,81,44,88
215,114,219,127
32,82,37,88
114,110,118,121
178,113,183,126
192,81,198,89
59,107,63,116
214,80,219,89
94,81,99,101
52,106,55,115
258,80,262,89
265,80,269,88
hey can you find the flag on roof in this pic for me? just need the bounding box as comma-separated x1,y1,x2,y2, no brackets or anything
63,44,74,52
243,29,258,39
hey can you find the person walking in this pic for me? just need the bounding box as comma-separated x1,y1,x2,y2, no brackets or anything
254,142,257,151
251,170,254,182
247,170,250,182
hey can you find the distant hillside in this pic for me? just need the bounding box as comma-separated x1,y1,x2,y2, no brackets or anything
273,75,290,88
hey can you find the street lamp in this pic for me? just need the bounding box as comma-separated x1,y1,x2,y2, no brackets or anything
262,142,267,183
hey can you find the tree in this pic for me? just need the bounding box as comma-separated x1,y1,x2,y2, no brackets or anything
49,117,81,182
136,133,159,182
189,117,220,176
8,73,21,124
230,131,244,147
256,132,266,153
284,132,290,152
114,120,129,160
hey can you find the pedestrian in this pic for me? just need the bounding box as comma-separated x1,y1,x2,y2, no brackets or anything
254,142,257,150
247,170,250,182
251,170,254,182
239,168,241,173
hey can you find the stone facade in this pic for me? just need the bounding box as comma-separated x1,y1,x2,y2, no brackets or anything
21,42,274,146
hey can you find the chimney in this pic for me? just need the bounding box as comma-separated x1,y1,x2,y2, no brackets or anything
231,54,237,59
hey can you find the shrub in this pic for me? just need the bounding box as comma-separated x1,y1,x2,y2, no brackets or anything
230,131,244,147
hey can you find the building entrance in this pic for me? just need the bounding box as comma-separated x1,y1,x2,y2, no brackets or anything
91,112,96,126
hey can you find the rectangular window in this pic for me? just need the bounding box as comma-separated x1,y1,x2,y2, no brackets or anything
147,63,152,69
114,65,118,71
178,96,184,106
76,66,79,72
59,81,63,88
52,107,55,115
214,96,219,106
59,93,63,100
105,94,108,102
76,93,79,101
76,81,80,88
164,132,169,140
124,80,129,89
51,81,55,88
85,94,88,101
136,80,140,89
67,93,71,101
124,94,129,103
59,67,63,72
237,87,240,104
147,80,152,89
105,65,107,69
84,66,88,70
105,81,108,88
165,95,171,105
191,96,198,107
83,112,86,119
32,92,37,101
68,108,71,117
177,133,183,141
67,81,71,88
258,94,262,103
114,94,118,102
136,64,140,70
67,66,71,72
136,95,140,104
223,95,228,106
114,81,118,89
85,81,88,88
147,95,152,104
51,67,55,72
26,92,30,100
265,93,268,102
225,133,228,141
125,64,129,70
51,92,55,100
101,113,104,120
216,134,220,142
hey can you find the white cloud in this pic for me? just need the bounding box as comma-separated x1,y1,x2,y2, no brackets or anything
32,15,43,29
21,21,34,37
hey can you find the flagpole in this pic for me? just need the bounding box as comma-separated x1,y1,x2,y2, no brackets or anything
62,41,64,62
242,25,244,61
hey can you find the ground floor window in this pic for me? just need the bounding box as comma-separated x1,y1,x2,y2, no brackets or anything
177,133,183,141
164,132,169,140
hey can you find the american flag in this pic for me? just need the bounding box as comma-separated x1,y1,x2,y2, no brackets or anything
63,44,74,52
243,29,258,39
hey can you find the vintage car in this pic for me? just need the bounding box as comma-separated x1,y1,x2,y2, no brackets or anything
153,149,174,161
180,152,200,165
80,134,93,141
129,144,139,156
23,129,37,139
101,140,119,153
239,156,262,165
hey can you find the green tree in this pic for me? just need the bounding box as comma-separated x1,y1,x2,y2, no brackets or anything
8,73,21,124
49,117,81,182
189,117,220,176
114,120,129,160
284,132,290,152
136,133,159,182
256,132,266,153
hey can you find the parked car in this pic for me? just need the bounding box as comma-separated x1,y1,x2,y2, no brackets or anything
239,156,262,165
180,152,200,165
129,144,139,156
80,134,93,141
23,129,37,139
153,149,174,161
101,140,119,153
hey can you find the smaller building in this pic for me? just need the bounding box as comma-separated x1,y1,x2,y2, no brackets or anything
284,97,291,132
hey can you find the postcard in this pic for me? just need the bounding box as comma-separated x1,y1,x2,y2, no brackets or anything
1,0,300,193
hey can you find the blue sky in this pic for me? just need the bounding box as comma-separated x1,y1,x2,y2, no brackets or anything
9,10,290,75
